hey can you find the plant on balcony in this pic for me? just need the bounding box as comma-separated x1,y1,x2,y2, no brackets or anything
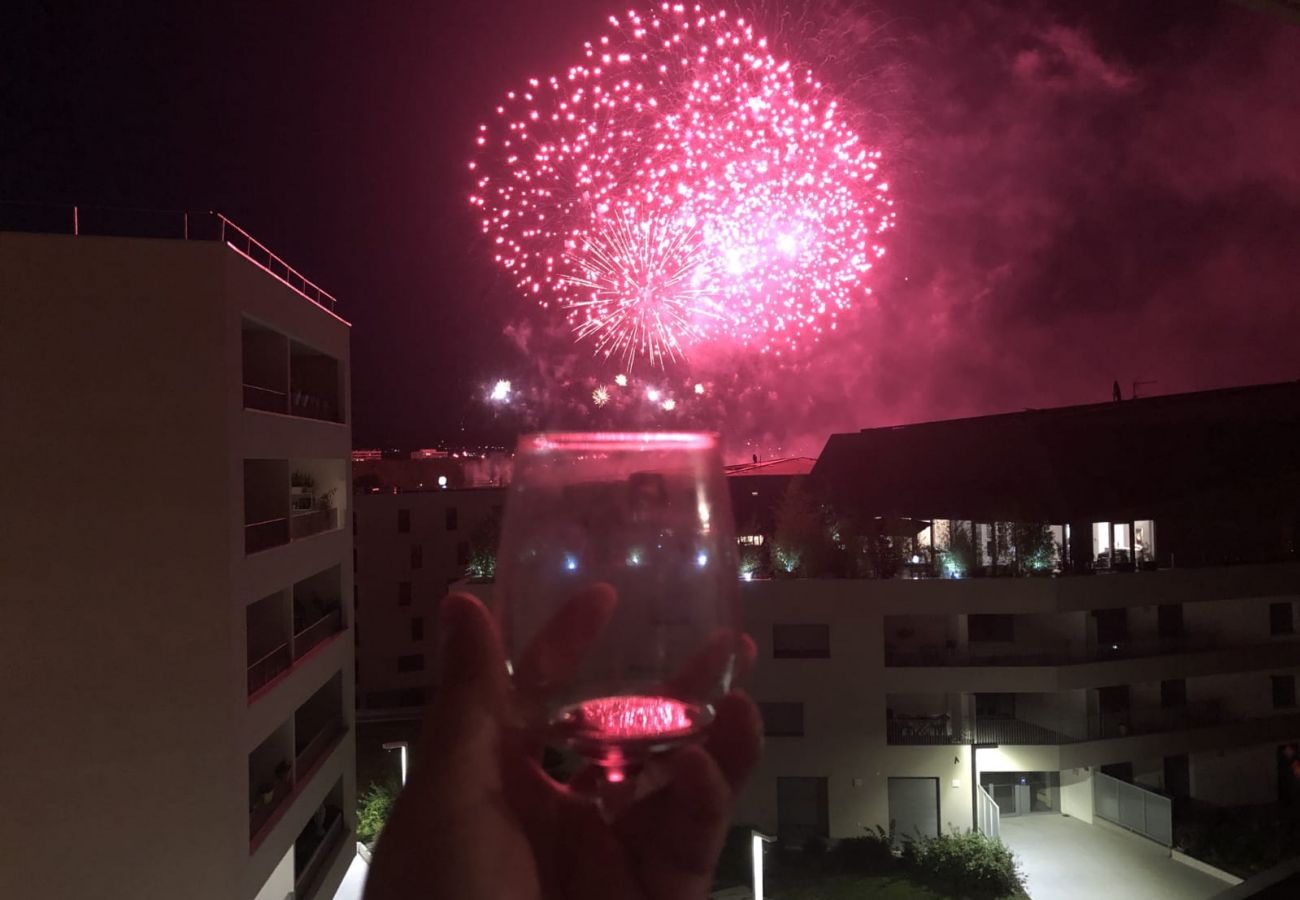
466,508,502,581
317,487,336,511
772,483,834,576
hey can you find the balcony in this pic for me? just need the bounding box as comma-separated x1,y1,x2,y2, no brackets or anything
295,796,347,900
248,642,291,696
243,318,344,424
295,714,346,778
886,634,1223,668
244,459,346,555
886,701,1231,746
248,568,345,702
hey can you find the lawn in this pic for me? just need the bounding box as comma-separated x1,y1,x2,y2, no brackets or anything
767,872,946,899
764,872,1030,900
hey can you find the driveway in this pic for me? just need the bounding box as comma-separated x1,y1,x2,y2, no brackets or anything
1000,815,1225,900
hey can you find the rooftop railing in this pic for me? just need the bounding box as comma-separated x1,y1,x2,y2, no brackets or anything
887,701,1233,746
0,201,340,314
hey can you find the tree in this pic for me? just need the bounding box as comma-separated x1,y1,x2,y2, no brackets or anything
356,778,399,846
466,507,502,580
771,482,832,576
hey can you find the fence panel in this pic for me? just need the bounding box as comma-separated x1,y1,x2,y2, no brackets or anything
1093,771,1171,846
976,784,1001,840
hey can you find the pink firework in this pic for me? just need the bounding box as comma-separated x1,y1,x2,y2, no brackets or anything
469,2,895,370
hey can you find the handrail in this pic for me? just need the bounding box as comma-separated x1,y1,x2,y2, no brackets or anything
0,202,339,314
296,716,345,772
293,609,343,659
295,813,346,894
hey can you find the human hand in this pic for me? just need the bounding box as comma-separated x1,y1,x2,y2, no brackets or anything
364,591,761,900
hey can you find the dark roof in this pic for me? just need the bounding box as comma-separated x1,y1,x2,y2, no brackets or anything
810,381,1300,522
724,457,817,477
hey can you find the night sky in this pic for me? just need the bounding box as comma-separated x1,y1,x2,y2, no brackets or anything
4,1,1298,453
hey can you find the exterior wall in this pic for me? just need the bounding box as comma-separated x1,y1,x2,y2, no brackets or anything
1189,744,1278,807
734,567,1300,841
0,231,355,900
1060,767,1094,822
353,487,504,714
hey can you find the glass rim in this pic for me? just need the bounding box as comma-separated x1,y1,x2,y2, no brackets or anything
518,431,718,453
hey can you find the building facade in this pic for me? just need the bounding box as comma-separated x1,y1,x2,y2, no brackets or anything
352,486,503,718
1,217,356,900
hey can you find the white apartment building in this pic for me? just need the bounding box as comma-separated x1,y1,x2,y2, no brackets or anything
737,383,1300,845
738,570,1300,843
1,210,356,900
352,486,503,717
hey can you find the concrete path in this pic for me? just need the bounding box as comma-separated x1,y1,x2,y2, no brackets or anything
330,845,369,900
1000,815,1224,900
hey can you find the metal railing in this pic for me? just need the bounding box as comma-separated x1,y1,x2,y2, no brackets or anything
247,642,291,696
294,609,343,660
888,702,1232,746
249,772,293,841
0,202,339,313
1094,771,1172,846
242,383,288,414
291,507,336,540
886,633,1223,668
295,716,345,777
976,784,1001,839
245,517,290,554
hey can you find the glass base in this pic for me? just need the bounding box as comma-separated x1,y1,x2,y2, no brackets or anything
551,694,713,776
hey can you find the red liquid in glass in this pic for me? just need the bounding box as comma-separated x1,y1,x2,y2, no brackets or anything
552,695,712,769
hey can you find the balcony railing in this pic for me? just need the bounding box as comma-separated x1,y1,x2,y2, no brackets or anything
291,508,336,541
294,609,343,660
243,383,288,414
0,203,340,313
295,715,345,777
246,518,290,554
886,633,1223,668
295,812,347,899
887,702,1233,746
249,771,293,841
247,643,291,696
289,390,340,423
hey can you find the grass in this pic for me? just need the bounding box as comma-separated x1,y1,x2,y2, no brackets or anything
764,871,1030,900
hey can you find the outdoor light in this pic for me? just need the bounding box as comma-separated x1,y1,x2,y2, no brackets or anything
382,741,409,786
438,475,448,488
752,830,775,899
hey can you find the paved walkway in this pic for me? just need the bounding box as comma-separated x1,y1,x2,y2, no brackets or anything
1000,815,1225,900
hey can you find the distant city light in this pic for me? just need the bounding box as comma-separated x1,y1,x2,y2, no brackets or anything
438,475,448,488
696,551,709,568
564,554,578,572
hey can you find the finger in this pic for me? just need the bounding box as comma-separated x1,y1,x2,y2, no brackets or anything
664,628,744,699
735,632,757,684
615,744,733,899
702,690,763,794
416,593,508,778
513,582,617,699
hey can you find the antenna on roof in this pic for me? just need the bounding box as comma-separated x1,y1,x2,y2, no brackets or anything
752,453,759,464
1112,380,1122,402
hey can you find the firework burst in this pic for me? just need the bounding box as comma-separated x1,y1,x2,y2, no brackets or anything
470,2,894,371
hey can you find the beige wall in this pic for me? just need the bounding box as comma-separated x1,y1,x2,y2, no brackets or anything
0,232,355,900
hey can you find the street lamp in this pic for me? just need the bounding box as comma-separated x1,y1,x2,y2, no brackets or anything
382,740,409,786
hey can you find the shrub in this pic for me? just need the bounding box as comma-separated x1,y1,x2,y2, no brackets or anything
802,835,829,858
907,828,1023,898
830,825,897,874
356,779,399,846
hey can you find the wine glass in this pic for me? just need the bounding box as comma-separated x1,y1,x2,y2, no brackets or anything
495,431,740,783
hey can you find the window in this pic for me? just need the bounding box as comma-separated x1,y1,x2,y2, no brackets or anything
1270,602,1295,636
773,624,830,659
1158,605,1184,638
968,614,1014,643
457,541,470,567
398,509,410,533
398,581,412,607
738,534,765,546
1273,675,1296,709
397,654,424,673
446,507,459,531
411,617,425,641
1160,679,1186,709
759,701,805,736
411,544,423,570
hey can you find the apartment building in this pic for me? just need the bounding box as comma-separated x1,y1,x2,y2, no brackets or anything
352,486,503,717
736,383,1300,845
1,210,356,900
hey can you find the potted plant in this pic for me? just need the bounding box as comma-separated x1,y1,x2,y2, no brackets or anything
258,782,275,805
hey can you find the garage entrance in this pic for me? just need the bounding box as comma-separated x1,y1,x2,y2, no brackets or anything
888,776,939,844
776,776,828,845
